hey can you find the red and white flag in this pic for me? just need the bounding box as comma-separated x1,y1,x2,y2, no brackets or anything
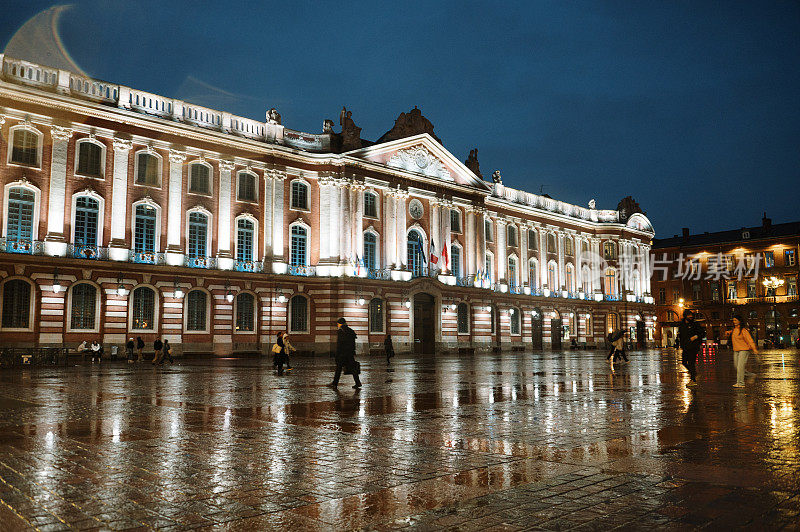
441,243,449,269
430,241,439,265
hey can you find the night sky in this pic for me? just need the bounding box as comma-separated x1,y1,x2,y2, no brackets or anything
2,1,798,238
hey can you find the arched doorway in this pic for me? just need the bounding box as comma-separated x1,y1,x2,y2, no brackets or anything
551,310,562,350
413,292,436,355
531,307,543,349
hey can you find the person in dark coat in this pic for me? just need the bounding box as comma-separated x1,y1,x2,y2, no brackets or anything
126,338,135,363
152,338,163,365
329,318,361,388
136,337,145,362
161,339,174,364
384,334,395,365
678,310,705,387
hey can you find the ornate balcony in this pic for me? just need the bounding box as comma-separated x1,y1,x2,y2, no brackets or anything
366,268,391,280
456,275,476,287
68,244,108,260
185,256,218,269
0,238,44,255
129,250,166,265
288,264,316,276
234,260,263,273
508,284,523,295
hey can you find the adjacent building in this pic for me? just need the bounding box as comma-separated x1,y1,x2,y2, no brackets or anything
0,54,656,355
652,216,800,347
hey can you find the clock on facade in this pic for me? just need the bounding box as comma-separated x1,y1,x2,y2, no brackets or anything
409,199,424,220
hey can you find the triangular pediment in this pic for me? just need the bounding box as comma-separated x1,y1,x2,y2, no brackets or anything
343,134,491,191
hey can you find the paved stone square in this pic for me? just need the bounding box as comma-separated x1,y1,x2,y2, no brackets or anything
0,349,798,531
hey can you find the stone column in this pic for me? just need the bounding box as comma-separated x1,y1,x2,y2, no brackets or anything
271,171,286,272
396,190,408,268
108,137,132,261
520,225,528,287
339,181,352,267
591,237,602,293
44,125,73,256
496,218,507,284
476,208,486,277
328,179,341,266
574,235,583,292
641,244,651,297
429,199,440,270
557,231,565,292
262,173,273,261
539,230,547,288
217,160,235,269
164,149,186,266
352,183,365,268
442,200,452,275
385,191,397,268
317,175,335,267
465,207,475,275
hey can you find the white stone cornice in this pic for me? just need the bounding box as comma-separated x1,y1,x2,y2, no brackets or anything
168,149,186,163
112,137,132,152
0,115,5,125
219,160,235,172
50,124,73,141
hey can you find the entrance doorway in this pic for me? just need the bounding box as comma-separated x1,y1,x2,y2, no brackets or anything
531,307,543,349
636,320,645,348
551,312,562,350
413,293,436,355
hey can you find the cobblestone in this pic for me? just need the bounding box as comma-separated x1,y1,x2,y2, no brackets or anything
0,349,797,530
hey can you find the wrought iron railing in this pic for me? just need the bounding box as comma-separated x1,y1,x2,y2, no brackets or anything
366,268,391,280
456,274,476,287
411,267,438,279
235,260,263,272
604,294,621,301
185,256,218,269
288,264,316,276
129,250,166,265
508,284,523,294
0,238,44,255
68,244,108,260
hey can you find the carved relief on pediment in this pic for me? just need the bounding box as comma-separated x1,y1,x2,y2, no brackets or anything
387,145,451,181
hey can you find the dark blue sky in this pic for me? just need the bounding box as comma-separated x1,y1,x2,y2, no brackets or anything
3,1,799,238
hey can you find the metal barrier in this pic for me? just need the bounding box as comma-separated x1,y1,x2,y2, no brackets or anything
0,347,69,368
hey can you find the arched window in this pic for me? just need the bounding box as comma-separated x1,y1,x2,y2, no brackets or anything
134,204,157,253
70,283,97,330
451,244,461,278
186,290,207,331
581,265,591,293
507,225,517,247
603,241,617,260
508,256,518,288
369,298,384,333
547,262,558,290
510,307,521,335
565,237,574,256
450,209,461,233
6,187,35,244
565,264,575,292
407,229,424,277
135,152,161,186
236,218,255,262
457,302,469,334
607,312,619,332
364,232,377,270
76,140,103,177
604,268,617,296
237,171,257,202
189,163,210,194
529,259,538,288
364,191,378,218
187,212,208,258
131,286,155,330
235,293,255,332
10,128,39,166
290,224,308,267
1,279,32,329
290,181,308,210
289,295,308,333
74,196,100,249
547,234,556,253
528,229,538,250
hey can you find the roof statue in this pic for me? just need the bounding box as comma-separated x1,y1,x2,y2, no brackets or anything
616,196,643,221
266,108,281,125
588,199,596,209
323,119,334,133
378,106,441,144
491,170,502,184
465,148,482,179
339,106,362,151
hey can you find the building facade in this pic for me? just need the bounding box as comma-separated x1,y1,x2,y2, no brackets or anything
0,54,656,355
652,216,800,347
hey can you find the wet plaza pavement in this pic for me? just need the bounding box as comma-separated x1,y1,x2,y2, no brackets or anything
0,349,798,531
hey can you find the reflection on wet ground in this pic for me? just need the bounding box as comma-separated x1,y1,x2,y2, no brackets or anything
0,349,798,530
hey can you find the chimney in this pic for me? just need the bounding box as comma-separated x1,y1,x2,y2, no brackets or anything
762,212,771,230
682,227,689,239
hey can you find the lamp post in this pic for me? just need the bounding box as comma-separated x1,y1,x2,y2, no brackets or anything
762,276,784,346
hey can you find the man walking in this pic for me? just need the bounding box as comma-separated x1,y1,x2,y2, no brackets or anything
328,318,362,388
152,337,163,365
678,310,705,387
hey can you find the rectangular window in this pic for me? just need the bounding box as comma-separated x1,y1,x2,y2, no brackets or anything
11,130,38,166
673,288,681,303
77,142,103,177
450,209,461,233
528,230,537,250
236,221,254,262
787,276,797,296
364,192,377,218
369,299,384,333
658,288,665,305
711,282,720,302
134,206,156,253
728,281,737,300
188,214,207,258
747,280,756,298
190,164,210,194
764,251,774,268
692,283,701,301
786,249,796,267
485,219,493,242
136,153,160,186
237,173,256,202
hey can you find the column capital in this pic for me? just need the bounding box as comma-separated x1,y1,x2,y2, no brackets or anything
50,125,73,141
112,137,133,152
219,160,236,172
268,169,287,181
168,149,186,164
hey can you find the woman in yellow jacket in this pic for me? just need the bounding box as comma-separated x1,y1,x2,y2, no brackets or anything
725,315,758,388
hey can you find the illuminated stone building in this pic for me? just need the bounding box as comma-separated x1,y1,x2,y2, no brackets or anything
0,54,655,354
652,216,800,347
